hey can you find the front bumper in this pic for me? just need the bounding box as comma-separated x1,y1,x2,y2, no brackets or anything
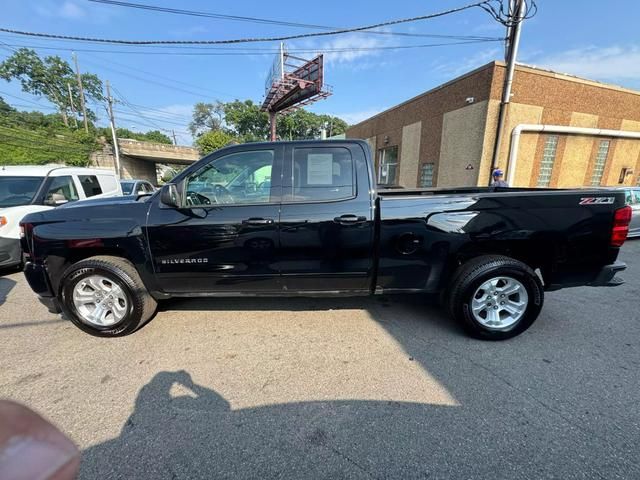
587,261,627,287
23,261,62,313
24,261,55,296
0,236,21,268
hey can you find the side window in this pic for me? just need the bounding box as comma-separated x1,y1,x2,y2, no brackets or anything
287,147,354,202
185,150,274,206
624,190,636,205
78,175,103,197
96,174,118,195
45,176,79,205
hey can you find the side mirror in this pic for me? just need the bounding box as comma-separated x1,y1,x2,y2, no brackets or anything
160,183,181,208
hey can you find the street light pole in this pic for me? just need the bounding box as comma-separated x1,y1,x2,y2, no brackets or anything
488,0,526,186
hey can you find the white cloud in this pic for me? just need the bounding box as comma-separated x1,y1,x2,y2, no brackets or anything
433,47,500,78
60,1,85,19
335,108,384,125
35,1,85,19
291,30,392,69
34,0,118,22
169,25,208,38
529,45,640,83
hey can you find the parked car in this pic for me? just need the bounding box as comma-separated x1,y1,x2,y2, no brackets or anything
20,140,631,340
624,187,640,238
591,186,640,238
0,165,122,268
120,179,156,196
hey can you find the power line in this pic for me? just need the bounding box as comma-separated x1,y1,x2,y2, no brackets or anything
113,110,189,128
87,0,500,41
79,56,231,99
0,38,503,56
111,86,173,132
0,1,494,45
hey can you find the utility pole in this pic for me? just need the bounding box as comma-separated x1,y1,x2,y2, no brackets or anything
105,80,122,178
269,111,277,141
488,0,526,186
171,130,178,145
67,82,78,129
72,52,89,134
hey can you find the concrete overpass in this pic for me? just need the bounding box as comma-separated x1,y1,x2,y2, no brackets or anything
91,139,201,184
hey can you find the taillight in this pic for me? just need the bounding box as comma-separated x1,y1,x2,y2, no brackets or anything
611,205,632,247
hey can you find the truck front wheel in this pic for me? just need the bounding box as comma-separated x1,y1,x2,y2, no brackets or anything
447,255,544,340
59,256,157,337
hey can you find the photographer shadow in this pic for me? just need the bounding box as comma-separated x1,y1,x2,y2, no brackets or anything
80,370,463,480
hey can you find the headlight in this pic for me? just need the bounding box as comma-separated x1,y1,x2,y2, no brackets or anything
0,216,6,227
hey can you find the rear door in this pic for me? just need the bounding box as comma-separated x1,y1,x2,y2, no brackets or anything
278,143,374,293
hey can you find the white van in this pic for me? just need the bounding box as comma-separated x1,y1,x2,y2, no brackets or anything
0,165,122,268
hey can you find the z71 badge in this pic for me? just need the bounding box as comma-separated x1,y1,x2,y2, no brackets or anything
579,197,615,205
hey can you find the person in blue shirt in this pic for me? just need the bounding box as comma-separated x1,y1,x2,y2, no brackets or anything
492,169,509,187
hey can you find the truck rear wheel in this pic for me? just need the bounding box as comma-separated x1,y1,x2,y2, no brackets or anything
447,255,544,340
59,256,157,337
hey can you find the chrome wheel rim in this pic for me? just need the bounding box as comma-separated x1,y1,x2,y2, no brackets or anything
72,275,128,327
470,276,528,331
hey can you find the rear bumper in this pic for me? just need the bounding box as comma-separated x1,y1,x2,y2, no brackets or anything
587,261,627,287
0,236,21,268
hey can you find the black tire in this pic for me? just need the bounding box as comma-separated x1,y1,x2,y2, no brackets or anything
447,255,544,340
59,256,157,337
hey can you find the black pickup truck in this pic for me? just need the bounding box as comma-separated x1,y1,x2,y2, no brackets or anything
20,140,631,340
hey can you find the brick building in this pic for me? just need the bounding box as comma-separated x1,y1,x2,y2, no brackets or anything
346,61,640,188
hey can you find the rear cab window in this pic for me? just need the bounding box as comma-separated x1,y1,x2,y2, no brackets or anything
78,175,103,197
284,146,355,203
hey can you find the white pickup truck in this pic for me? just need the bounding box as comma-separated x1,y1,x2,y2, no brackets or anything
0,165,122,268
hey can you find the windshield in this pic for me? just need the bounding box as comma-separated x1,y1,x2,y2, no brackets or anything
120,181,135,195
0,176,45,207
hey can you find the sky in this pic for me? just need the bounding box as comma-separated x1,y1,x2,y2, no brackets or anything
2,0,640,146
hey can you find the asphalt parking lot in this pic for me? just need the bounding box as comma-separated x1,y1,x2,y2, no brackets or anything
1,241,639,480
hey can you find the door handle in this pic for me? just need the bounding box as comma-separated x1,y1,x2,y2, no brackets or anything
242,217,274,225
334,214,367,225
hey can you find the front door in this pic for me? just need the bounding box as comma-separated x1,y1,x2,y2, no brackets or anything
147,146,283,294
278,143,374,293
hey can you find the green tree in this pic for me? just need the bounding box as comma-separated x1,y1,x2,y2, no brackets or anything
99,127,173,145
0,99,98,166
143,130,173,144
189,101,225,137
0,48,104,128
223,100,269,142
195,130,237,154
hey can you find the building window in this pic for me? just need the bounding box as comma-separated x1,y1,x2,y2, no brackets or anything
420,163,435,187
378,146,398,186
590,140,610,186
537,135,559,187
